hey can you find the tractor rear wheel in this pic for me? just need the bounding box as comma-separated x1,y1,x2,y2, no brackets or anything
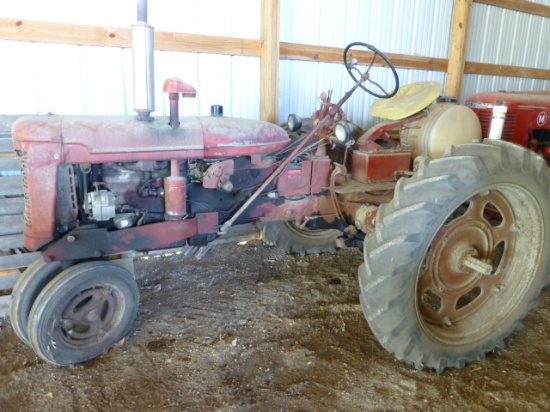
258,220,342,255
359,140,550,372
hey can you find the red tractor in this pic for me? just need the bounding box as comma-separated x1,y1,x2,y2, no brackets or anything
8,6,550,372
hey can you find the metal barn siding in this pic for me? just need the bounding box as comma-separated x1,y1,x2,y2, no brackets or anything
150,0,261,39
279,0,454,127
0,0,134,28
280,0,453,55
2,1,550,123
155,51,261,119
0,40,129,115
0,0,262,118
462,1,550,101
0,38,261,119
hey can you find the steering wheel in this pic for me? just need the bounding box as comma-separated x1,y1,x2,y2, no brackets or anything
343,42,399,99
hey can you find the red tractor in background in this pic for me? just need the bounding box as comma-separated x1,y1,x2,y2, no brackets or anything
7,3,550,373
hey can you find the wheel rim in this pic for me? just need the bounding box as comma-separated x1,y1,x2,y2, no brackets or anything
59,285,126,349
416,184,543,346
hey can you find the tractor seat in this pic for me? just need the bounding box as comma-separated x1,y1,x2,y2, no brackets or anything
370,81,443,120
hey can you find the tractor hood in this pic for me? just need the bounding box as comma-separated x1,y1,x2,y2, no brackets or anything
466,91,550,109
12,115,290,163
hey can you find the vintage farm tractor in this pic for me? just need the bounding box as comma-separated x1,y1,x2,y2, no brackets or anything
8,5,550,372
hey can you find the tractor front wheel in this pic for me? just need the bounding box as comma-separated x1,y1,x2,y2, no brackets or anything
10,258,64,345
359,140,550,372
27,261,139,366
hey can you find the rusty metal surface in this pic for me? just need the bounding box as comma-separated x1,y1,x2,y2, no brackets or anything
13,113,289,249
13,115,290,162
356,115,424,151
203,159,235,190
42,212,218,261
13,146,61,251
276,160,314,197
247,194,337,224
275,157,332,198
164,176,187,219
466,91,550,147
202,117,290,158
351,150,411,183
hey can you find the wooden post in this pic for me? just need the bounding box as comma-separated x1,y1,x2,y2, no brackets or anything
261,0,280,124
446,0,473,100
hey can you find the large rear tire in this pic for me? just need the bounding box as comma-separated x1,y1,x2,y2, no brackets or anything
359,140,550,372
258,220,342,255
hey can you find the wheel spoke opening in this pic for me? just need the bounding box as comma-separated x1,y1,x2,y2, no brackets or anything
484,202,504,227
421,289,442,313
73,294,93,313
490,241,506,274
443,201,470,225
455,286,482,310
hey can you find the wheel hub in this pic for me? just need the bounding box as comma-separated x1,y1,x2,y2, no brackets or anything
431,220,495,292
418,191,515,325
60,287,116,345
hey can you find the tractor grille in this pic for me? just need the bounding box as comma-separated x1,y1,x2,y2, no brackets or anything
473,108,517,140
15,150,32,229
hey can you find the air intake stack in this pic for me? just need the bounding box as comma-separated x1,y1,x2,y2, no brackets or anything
132,0,155,121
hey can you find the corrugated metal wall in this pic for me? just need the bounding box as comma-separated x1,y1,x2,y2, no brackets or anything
280,0,550,128
1,0,549,128
0,0,261,119
0,38,261,119
279,0,453,127
463,0,550,101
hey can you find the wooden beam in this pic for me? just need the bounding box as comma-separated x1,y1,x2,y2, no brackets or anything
1,16,549,98
0,18,130,48
474,0,550,18
280,42,448,72
156,32,261,57
0,18,262,57
261,0,280,124
446,0,474,100
465,62,550,80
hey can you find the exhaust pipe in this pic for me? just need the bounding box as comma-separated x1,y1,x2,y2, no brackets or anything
132,0,155,121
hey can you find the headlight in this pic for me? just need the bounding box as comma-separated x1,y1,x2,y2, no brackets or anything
334,121,354,143
287,114,302,132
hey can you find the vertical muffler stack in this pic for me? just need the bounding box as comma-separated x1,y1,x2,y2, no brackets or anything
132,0,155,121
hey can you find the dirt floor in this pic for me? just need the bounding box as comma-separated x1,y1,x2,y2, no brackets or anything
0,240,549,411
